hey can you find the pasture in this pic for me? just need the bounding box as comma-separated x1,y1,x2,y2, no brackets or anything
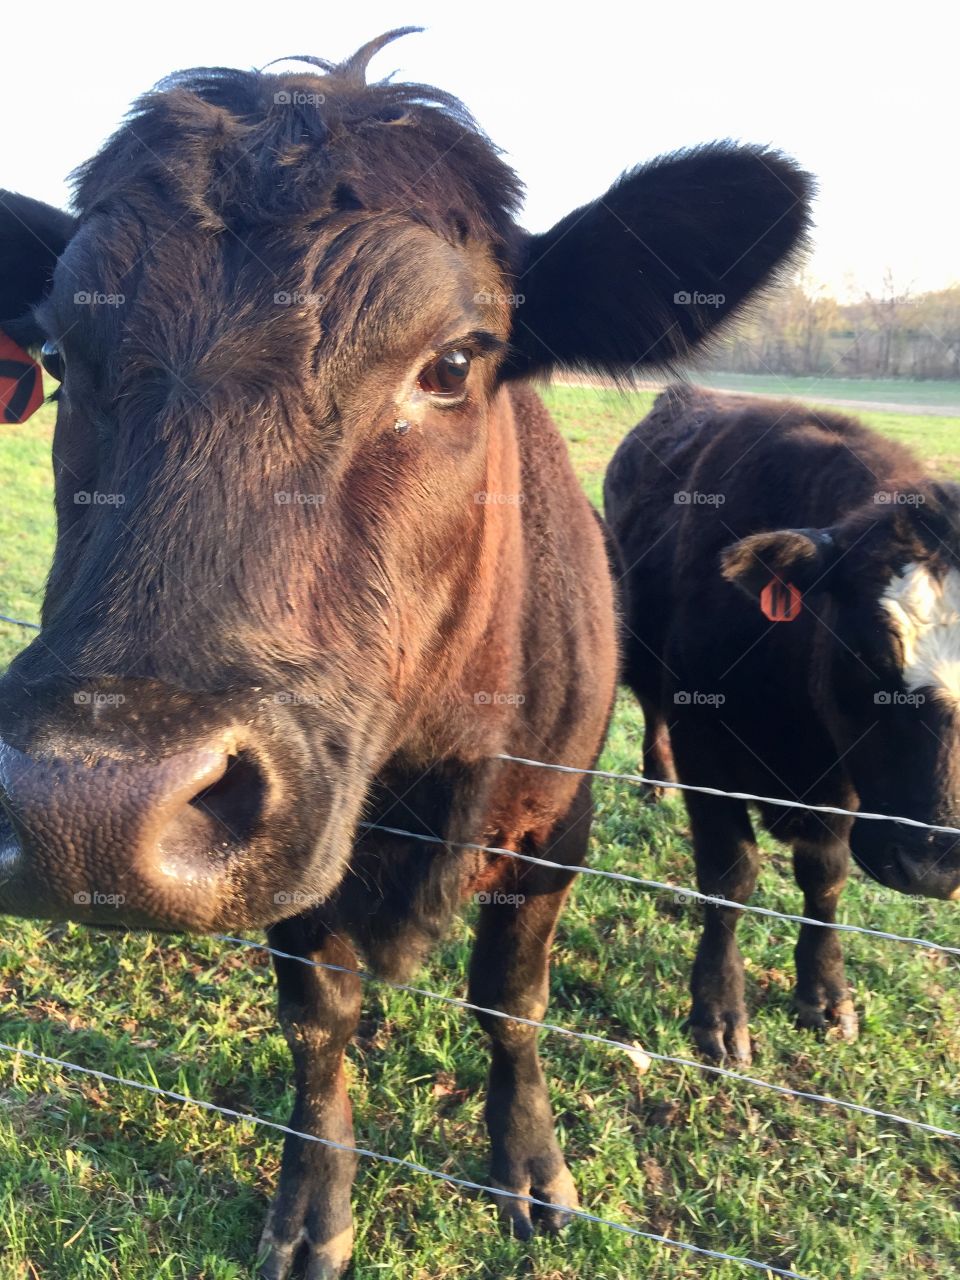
1,385,958,1279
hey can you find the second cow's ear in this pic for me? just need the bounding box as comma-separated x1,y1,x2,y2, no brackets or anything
721,527,839,600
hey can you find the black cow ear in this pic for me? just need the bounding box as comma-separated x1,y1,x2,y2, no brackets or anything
922,483,960,541
0,191,77,346
721,528,838,600
502,143,813,382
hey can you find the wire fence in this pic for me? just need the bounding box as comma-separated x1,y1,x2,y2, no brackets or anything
0,1039,813,1280
1,602,958,1275
359,821,960,958
216,933,960,1141
0,613,40,630
497,751,960,839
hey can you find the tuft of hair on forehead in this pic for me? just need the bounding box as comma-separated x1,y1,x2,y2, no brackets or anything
69,29,524,252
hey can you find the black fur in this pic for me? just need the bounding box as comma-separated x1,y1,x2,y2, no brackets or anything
0,192,75,343
505,144,814,379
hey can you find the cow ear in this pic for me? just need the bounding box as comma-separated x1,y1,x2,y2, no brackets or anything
721,528,838,600
502,143,813,381
920,482,960,541
0,191,77,346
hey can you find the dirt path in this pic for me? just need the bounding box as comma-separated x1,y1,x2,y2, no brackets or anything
711,390,960,417
550,374,960,417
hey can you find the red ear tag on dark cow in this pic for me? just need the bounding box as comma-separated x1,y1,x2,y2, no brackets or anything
760,578,802,622
0,333,43,424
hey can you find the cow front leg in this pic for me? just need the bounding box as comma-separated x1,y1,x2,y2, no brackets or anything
258,919,362,1280
467,789,590,1240
792,836,858,1041
685,794,758,1064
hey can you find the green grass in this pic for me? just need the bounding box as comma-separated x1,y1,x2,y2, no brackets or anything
2,387,959,1279
0,401,56,668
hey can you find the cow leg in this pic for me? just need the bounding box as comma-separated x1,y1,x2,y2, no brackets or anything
685,794,758,1064
791,836,858,1041
467,789,589,1239
640,698,677,802
258,919,362,1280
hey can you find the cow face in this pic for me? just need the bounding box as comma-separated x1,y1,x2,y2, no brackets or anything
0,33,813,933
723,488,960,900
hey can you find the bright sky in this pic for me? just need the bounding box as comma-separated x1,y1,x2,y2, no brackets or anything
5,1,955,298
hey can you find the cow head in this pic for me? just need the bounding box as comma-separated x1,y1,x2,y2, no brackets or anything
723,485,960,900
0,31,813,932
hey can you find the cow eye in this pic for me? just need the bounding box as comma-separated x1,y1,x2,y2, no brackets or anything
40,340,65,382
418,349,471,398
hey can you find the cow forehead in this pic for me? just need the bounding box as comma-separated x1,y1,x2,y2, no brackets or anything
880,562,960,698
44,216,502,402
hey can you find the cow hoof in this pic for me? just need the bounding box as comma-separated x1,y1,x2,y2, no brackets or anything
795,996,859,1042
257,1224,353,1280
833,999,860,1042
491,1164,580,1239
690,1019,753,1066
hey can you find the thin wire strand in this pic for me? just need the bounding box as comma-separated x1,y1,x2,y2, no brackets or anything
1,609,955,949
4,608,960,838
0,1039,812,1280
358,822,960,958
216,934,960,1142
0,613,39,630
2,613,957,953
497,751,960,839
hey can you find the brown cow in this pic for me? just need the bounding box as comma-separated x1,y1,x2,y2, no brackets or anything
605,384,960,1065
0,33,811,1277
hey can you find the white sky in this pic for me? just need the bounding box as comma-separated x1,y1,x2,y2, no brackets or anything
4,0,956,298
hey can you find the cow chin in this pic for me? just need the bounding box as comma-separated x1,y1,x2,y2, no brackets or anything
850,819,960,901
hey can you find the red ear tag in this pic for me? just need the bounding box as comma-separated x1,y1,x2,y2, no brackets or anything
760,578,802,622
0,333,44,424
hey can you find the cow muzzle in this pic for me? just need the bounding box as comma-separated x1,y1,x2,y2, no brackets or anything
851,821,960,901
0,738,272,930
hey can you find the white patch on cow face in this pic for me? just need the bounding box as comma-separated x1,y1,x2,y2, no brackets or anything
880,562,960,700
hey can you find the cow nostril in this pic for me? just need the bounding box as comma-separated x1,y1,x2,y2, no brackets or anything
151,747,271,885
187,750,267,846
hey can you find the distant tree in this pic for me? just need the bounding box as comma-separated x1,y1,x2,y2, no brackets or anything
863,270,912,377
910,286,960,378
707,273,960,380
790,273,838,374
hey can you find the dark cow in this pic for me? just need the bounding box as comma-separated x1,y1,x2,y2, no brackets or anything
605,384,960,1064
0,32,811,1277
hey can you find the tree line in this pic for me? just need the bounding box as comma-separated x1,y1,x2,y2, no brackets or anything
709,274,960,380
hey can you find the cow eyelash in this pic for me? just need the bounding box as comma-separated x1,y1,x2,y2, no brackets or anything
427,332,507,365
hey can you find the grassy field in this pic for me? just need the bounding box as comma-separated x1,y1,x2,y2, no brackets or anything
1,388,959,1279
